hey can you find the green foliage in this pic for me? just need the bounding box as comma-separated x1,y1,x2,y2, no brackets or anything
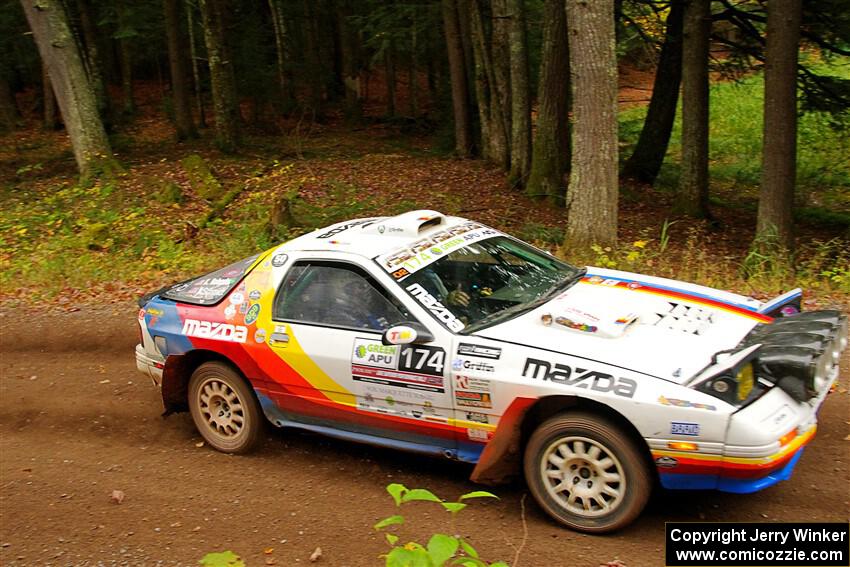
516,222,564,246
374,483,505,567
182,154,225,201
619,62,850,199
199,550,245,567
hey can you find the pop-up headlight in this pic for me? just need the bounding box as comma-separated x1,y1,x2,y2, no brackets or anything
687,344,761,407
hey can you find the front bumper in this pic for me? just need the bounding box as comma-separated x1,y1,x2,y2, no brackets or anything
135,344,164,386
655,360,838,492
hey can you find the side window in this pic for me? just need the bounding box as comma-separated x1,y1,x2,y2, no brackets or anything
274,262,412,331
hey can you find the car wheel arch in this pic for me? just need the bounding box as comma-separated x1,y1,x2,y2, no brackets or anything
471,395,656,486
161,349,254,415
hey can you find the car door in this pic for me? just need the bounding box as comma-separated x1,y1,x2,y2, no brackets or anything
266,256,457,456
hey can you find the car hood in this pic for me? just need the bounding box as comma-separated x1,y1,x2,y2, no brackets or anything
475,268,769,384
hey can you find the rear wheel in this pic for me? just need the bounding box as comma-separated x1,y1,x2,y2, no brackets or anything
188,361,263,454
524,411,650,533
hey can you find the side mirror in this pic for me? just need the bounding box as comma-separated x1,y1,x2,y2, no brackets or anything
382,322,435,346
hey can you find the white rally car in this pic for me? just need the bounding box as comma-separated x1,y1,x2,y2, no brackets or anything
136,210,847,532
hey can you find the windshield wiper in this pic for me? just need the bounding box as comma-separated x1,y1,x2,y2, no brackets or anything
460,267,587,334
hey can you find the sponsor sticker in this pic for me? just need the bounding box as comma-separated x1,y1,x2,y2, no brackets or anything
406,283,464,332
655,456,678,468
455,390,492,408
454,375,490,392
182,319,248,343
522,357,637,399
254,328,267,343
467,428,492,442
465,412,489,424
352,338,399,370
376,222,500,278
658,396,717,411
249,289,262,301
244,303,261,325
457,343,501,360
670,422,700,436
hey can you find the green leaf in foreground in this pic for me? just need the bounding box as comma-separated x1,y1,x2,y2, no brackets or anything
387,483,408,506
375,514,405,530
427,534,459,566
401,488,442,504
199,550,245,567
441,502,467,514
459,491,499,501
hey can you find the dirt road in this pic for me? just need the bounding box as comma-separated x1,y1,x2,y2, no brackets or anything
1,306,848,566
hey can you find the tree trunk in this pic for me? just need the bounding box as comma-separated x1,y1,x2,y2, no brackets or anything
507,0,531,188
490,0,511,169
117,2,135,116
468,0,491,158
621,0,683,184
526,0,570,201
676,0,710,217
302,0,323,118
21,0,115,178
269,0,296,113
42,62,59,130
198,0,240,152
470,0,508,167
164,0,196,139
0,67,19,132
755,0,801,256
335,0,361,123
564,0,618,248
74,0,110,125
408,23,417,117
384,41,397,117
442,0,473,157
186,1,206,128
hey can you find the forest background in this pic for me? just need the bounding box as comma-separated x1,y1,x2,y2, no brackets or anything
1,0,848,309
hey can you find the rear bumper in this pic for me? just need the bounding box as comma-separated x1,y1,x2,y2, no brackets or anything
135,344,164,386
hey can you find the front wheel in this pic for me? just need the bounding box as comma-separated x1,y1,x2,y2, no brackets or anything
188,361,263,454
523,411,651,533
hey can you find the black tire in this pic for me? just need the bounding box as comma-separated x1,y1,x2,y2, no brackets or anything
188,361,263,454
523,411,650,533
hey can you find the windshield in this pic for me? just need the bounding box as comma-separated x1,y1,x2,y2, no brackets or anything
394,236,582,333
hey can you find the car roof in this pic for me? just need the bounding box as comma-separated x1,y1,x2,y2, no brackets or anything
275,209,476,259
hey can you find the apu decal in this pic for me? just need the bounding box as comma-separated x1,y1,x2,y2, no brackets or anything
406,283,464,332
182,319,248,343
522,357,637,398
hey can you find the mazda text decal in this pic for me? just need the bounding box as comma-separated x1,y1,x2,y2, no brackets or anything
406,283,464,332
182,319,248,343
522,357,637,398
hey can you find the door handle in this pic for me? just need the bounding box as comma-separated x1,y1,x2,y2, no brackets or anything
269,332,290,345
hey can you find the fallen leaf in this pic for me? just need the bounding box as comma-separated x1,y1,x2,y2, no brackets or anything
309,547,322,562
264,547,274,554
99,379,110,384
110,490,125,504
195,441,205,448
